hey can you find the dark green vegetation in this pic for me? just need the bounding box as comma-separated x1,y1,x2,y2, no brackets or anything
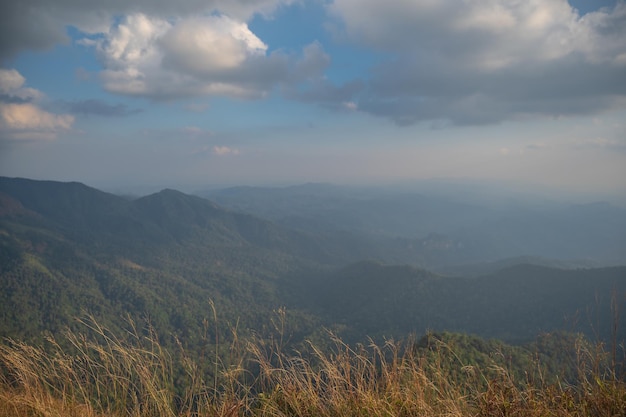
2,176,626,348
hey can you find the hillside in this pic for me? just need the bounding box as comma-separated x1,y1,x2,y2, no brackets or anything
1,177,625,350
302,261,626,343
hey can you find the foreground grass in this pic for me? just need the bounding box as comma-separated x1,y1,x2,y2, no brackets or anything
1,319,625,417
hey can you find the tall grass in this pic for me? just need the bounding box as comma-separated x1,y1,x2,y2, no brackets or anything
1,317,625,417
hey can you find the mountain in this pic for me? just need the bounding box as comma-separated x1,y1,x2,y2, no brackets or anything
0,177,365,264
434,256,601,277
1,177,625,350
0,177,141,236
0,177,336,344
200,183,626,268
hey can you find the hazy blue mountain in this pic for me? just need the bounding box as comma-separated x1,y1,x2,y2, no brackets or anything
0,177,366,265
200,183,626,267
434,255,601,277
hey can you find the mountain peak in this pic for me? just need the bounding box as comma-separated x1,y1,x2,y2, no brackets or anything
0,176,130,228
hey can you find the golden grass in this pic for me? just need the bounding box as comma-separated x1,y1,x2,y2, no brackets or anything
1,317,625,417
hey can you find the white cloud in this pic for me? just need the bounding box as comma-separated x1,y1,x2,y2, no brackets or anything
0,0,332,103
330,0,626,125
92,14,172,97
99,14,169,70
0,69,26,93
213,145,240,156
0,0,294,62
0,103,73,131
160,15,267,75
0,69,43,102
0,103,74,141
83,13,327,101
0,69,74,141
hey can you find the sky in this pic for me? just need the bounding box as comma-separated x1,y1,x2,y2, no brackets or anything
0,0,625,196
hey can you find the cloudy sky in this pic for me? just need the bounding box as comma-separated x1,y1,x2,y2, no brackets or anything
0,0,625,195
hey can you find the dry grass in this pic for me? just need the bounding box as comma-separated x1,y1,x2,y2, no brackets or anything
1,318,625,417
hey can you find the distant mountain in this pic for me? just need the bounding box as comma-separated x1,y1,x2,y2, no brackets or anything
200,183,486,237
1,177,625,351
434,256,601,277
200,183,626,267
0,177,358,264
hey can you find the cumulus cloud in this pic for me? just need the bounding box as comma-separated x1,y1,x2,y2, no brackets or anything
0,69,74,141
79,13,329,101
0,0,294,62
160,15,267,75
0,69,44,103
1,103,73,130
0,0,320,104
329,0,626,125
0,0,332,107
0,69,26,93
1,0,339,104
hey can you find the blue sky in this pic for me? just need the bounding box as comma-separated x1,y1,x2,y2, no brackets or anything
0,0,625,196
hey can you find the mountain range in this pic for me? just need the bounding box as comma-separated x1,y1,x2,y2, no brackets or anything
1,176,625,350
200,182,626,268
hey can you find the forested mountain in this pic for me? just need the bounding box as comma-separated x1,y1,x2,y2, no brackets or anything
0,178,345,262
0,177,333,345
1,177,625,351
